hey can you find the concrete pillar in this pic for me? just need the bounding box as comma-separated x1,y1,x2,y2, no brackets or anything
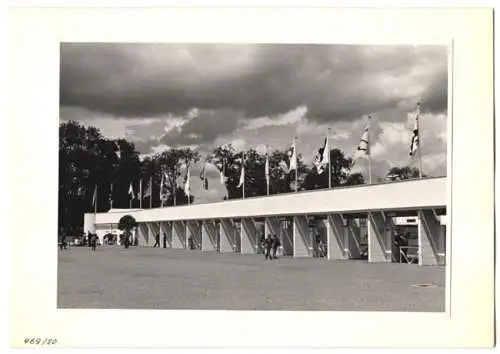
220,218,236,253
241,218,258,254
202,220,218,251
186,220,202,250
172,221,187,249
345,218,362,259
83,213,96,234
293,215,312,257
367,212,393,262
281,219,294,256
418,209,441,266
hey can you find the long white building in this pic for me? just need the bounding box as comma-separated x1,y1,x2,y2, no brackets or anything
84,177,447,266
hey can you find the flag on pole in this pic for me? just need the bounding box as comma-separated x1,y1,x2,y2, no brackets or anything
265,149,270,185
279,160,289,174
354,122,370,159
144,178,152,198
313,137,329,174
200,163,208,190
288,140,297,171
128,182,135,199
184,166,191,197
108,182,113,201
409,106,420,157
92,185,97,208
237,156,245,188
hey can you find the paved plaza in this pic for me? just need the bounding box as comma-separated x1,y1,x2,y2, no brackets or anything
57,246,445,311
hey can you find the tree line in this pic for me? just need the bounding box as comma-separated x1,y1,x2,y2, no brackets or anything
59,120,423,235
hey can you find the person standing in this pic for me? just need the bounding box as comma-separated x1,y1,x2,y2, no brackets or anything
154,233,160,248
271,234,281,259
90,233,97,251
163,233,167,248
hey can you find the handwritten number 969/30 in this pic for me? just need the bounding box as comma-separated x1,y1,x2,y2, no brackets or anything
24,337,57,345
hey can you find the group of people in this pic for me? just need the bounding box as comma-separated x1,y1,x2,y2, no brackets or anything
262,234,281,260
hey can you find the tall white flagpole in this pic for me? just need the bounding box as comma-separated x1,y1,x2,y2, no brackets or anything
149,176,153,209
328,128,332,189
109,182,113,210
94,184,97,214
266,145,270,196
368,116,372,184
417,102,423,179
242,152,246,199
139,179,143,209
294,137,298,193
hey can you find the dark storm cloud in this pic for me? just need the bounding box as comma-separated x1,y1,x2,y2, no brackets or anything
60,43,448,122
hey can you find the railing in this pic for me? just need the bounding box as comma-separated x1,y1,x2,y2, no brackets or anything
399,246,419,264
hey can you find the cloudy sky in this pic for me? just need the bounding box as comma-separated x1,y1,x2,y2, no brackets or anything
60,43,448,203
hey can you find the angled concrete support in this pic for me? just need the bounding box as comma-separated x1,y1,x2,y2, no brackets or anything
172,221,187,249
160,221,173,248
149,222,161,247
202,220,218,251
293,215,312,257
368,212,393,262
186,220,202,250
418,209,441,265
327,214,346,259
241,218,258,254
220,218,236,253
137,223,149,246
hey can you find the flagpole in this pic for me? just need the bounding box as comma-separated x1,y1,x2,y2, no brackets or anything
149,176,153,208
242,152,246,199
368,116,372,184
328,128,332,189
109,182,113,210
94,183,97,214
173,166,177,206
139,179,143,209
294,136,298,193
266,145,270,196
417,102,423,179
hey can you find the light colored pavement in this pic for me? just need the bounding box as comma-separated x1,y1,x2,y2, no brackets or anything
57,246,445,311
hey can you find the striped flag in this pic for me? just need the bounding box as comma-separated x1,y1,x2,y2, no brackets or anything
313,137,329,174
409,105,420,157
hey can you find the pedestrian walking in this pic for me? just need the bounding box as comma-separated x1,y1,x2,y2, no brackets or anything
154,233,160,247
271,234,281,259
264,235,273,260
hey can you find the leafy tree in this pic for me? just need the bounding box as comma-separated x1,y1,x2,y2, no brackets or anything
386,166,426,181
150,148,200,206
118,215,138,248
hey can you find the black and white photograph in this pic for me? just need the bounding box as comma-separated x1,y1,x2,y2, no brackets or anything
8,6,494,349
58,43,449,311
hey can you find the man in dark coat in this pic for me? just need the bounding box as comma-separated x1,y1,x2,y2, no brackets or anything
154,233,160,247
271,234,281,259
163,233,167,248
90,233,97,251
